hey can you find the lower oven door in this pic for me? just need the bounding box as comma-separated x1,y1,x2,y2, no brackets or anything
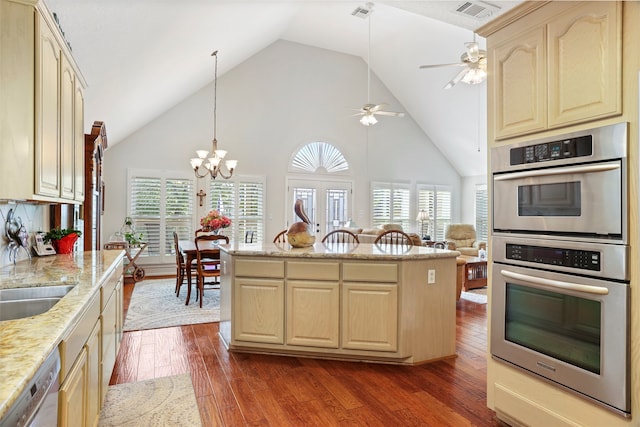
492,160,624,240
491,263,630,416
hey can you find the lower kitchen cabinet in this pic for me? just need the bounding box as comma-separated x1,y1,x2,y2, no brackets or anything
233,277,284,344
58,258,123,426
59,347,88,426
342,282,398,352
286,280,339,348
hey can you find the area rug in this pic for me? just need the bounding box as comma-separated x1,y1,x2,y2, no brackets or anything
98,374,202,427
460,287,487,304
123,278,219,331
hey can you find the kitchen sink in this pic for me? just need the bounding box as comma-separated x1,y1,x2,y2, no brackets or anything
0,285,75,321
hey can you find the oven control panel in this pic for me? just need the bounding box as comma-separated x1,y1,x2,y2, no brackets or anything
510,135,592,165
506,243,600,271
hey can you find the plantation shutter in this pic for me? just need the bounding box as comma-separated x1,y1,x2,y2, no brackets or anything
475,184,488,242
128,170,194,260
129,175,161,256
165,178,194,254
237,181,264,243
371,183,410,230
417,185,452,241
209,177,265,242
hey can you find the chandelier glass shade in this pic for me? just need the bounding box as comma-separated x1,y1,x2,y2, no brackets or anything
191,50,237,179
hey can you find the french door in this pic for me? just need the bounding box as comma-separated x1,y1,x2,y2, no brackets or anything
287,179,352,238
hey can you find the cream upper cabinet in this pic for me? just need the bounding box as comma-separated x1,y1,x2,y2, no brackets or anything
488,1,621,140
60,53,75,199
36,13,61,198
492,27,547,138
0,0,85,202
547,2,621,127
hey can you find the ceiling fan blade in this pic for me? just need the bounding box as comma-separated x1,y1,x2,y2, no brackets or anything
419,62,466,69
443,67,470,90
376,111,405,117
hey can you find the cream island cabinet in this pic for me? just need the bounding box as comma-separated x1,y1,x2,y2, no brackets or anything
0,251,124,426
0,0,86,202
219,243,459,365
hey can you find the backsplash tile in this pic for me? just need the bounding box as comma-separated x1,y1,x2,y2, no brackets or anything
0,203,48,267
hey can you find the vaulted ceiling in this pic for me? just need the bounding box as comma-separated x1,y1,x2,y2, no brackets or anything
45,0,522,177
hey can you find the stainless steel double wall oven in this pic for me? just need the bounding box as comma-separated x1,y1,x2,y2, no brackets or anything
490,123,630,417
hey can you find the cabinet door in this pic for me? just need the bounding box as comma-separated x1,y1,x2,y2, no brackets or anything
36,15,61,197
59,347,87,427
493,26,547,140
60,54,75,199
342,282,398,352
86,321,101,427
74,81,85,201
286,280,339,348
101,291,117,403
547,1,621,127
233,278,284,344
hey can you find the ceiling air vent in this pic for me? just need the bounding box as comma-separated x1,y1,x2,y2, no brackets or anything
352,4,373,19
454,1,500,20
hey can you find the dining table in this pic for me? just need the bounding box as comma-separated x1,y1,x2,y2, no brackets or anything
178,239,222,305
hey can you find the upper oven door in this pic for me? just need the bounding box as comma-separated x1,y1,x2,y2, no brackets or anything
492,160,623,241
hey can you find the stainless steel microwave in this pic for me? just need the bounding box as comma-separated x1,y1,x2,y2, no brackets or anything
491,123,627,243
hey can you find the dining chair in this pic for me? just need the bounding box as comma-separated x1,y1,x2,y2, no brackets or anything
374,230,414,251
322,229,359,244
273,229,288,244
173,231,196,298
191,234,229,308
244,230,255,243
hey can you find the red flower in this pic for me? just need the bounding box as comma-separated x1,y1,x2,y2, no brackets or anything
200,210,232,231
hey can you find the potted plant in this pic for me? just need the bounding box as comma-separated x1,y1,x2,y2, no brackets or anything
44,227,82,254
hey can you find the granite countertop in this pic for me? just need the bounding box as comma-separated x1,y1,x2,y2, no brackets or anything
0,250,124,420
220,241,460,260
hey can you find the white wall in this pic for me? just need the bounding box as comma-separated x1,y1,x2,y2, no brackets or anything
461,174,488,225
102,40,461,243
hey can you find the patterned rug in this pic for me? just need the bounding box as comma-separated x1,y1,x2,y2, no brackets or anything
460,287,487,304
98,374,202,427
123,278,220,331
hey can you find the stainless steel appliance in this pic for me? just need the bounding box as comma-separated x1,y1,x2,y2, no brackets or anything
491,122,627,243
490,123,631,417
0,349,60,427
491,236,630,416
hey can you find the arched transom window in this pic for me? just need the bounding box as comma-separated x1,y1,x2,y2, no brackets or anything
291,142,349,173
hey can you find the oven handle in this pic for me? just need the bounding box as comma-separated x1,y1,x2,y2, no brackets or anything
493,163,620,181
500,270,609,295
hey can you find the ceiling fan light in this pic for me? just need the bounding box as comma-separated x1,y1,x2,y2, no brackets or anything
465,41,480,62
360,114,377,126
462,68,487,85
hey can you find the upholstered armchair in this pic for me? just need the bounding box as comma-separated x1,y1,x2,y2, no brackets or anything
444,224,486,257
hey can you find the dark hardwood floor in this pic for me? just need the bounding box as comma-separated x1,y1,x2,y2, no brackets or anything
111,282,501,426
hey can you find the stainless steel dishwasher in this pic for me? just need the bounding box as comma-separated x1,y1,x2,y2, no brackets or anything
0,348,60,427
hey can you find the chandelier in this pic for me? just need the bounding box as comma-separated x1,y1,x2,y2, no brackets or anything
190,50,237,179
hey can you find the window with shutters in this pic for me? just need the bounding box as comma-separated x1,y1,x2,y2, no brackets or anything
417,185,452,241
128,170,194,261
371,182,410,230
475,184,488,242
209,176,265,243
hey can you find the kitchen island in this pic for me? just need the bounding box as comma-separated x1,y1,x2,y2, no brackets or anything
219,242,459,365
0,250,124,424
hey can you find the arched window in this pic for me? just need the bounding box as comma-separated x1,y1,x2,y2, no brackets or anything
291,142,349,173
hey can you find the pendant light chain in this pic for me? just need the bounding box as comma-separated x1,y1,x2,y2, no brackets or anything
212,50,218,145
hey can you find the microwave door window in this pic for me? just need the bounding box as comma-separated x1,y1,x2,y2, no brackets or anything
505,283,601,374
518,182,581,216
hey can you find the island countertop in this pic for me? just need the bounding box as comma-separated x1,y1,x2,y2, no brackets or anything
219,241,460,260
0,250,124,420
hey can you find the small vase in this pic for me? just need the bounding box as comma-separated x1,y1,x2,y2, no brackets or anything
54,233,78,254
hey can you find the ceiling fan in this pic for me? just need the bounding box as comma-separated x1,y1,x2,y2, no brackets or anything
419,34,487,89
351,3,404,126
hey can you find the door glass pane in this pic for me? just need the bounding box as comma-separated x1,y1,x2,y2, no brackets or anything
293,187,316,227
505,283,601,374
326,189,348,232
